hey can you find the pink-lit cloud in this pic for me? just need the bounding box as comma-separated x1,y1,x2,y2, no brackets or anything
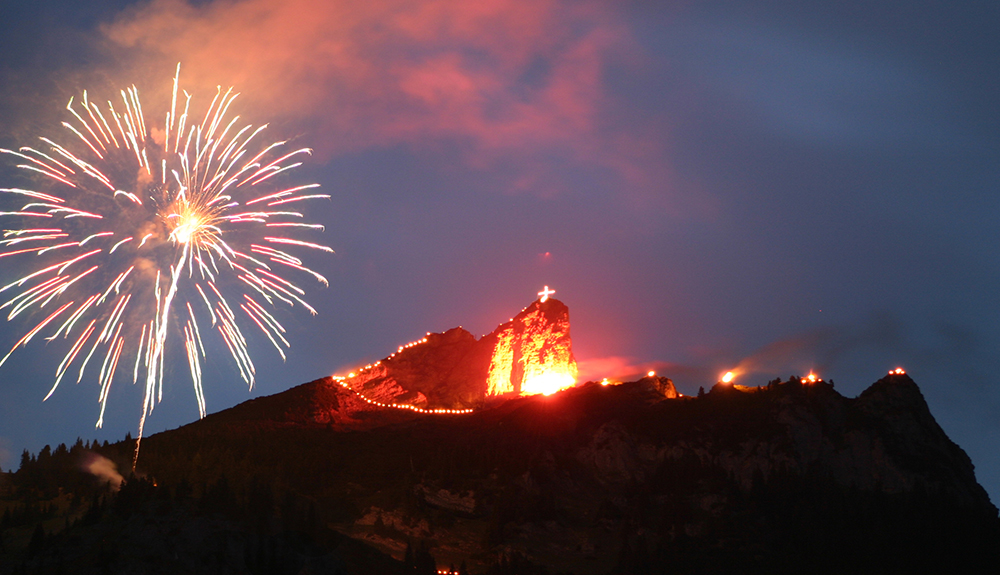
101,0,666,196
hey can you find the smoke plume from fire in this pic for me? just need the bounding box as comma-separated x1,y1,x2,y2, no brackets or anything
83,452,123,491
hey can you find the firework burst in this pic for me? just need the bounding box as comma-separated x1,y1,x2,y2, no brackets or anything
0,65,331,464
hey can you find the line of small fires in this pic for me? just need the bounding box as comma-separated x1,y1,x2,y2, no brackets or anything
343,334,433,380
331,375,475,415
718,367,905,386
330,334,478,414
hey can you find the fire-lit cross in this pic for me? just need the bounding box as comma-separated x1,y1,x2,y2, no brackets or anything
538,285,555,302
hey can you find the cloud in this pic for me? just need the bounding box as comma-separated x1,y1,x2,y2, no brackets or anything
100,0,658,196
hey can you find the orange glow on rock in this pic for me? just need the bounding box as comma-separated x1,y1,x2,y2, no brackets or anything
486,297,576,397
521,371,576,396
487,330,517,395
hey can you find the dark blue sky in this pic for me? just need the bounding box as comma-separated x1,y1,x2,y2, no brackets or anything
2,0,998,503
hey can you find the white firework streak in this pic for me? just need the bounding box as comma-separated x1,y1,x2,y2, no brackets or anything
0,65,331,467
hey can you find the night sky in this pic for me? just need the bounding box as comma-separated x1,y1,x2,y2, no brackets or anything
1,1,998,504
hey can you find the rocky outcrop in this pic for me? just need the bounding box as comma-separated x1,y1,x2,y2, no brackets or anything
638,373,678,398
342,298,577,408
417,485,478,515
344,327,491,409
575,420,660,486
482,298,576,396
854,373,990,508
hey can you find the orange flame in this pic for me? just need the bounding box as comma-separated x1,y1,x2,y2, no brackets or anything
521,371,576,396
721,371,735,383
486,299,577,396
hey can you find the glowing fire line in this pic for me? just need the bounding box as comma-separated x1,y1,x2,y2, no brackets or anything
331,376,474,415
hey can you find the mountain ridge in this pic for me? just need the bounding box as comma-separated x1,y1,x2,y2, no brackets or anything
341,297,577,409
2,298,997,574
116,370,995,573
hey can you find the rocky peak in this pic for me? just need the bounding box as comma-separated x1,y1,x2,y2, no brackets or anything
342,297,577,409
857,372,936,429
636,373,678,399
482,298,576,397
854,372,991,509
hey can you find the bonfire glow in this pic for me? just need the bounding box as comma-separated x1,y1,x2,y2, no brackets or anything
521,371,575,396
890,367,905,375
721,371,735,383
485,297,577,397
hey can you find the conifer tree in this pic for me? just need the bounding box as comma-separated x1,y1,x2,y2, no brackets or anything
404,540,415,572
415,540,436,575
27,522,45,556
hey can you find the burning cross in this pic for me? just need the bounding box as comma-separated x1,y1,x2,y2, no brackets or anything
538,285,555,302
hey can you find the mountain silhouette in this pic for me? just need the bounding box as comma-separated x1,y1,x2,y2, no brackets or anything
2,299,997,574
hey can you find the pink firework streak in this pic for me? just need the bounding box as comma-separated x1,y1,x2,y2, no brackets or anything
0,65,332,466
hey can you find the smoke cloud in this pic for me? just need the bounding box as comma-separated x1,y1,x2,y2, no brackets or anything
577,355,705,384
82,452,124,490
97,0,659,196
727,313,904,380
581,313,986,393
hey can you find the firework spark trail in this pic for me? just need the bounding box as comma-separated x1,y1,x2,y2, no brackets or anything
0,65,331,468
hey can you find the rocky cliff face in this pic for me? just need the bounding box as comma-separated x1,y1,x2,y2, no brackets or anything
679,373,993,509
342,327,490,409
342,298,577,408
483,298,576,396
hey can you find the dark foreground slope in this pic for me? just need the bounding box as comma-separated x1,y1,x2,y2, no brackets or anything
3,373,998,574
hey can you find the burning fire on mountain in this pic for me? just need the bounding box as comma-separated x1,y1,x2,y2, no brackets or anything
337,291,577,411
486,297,577,397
